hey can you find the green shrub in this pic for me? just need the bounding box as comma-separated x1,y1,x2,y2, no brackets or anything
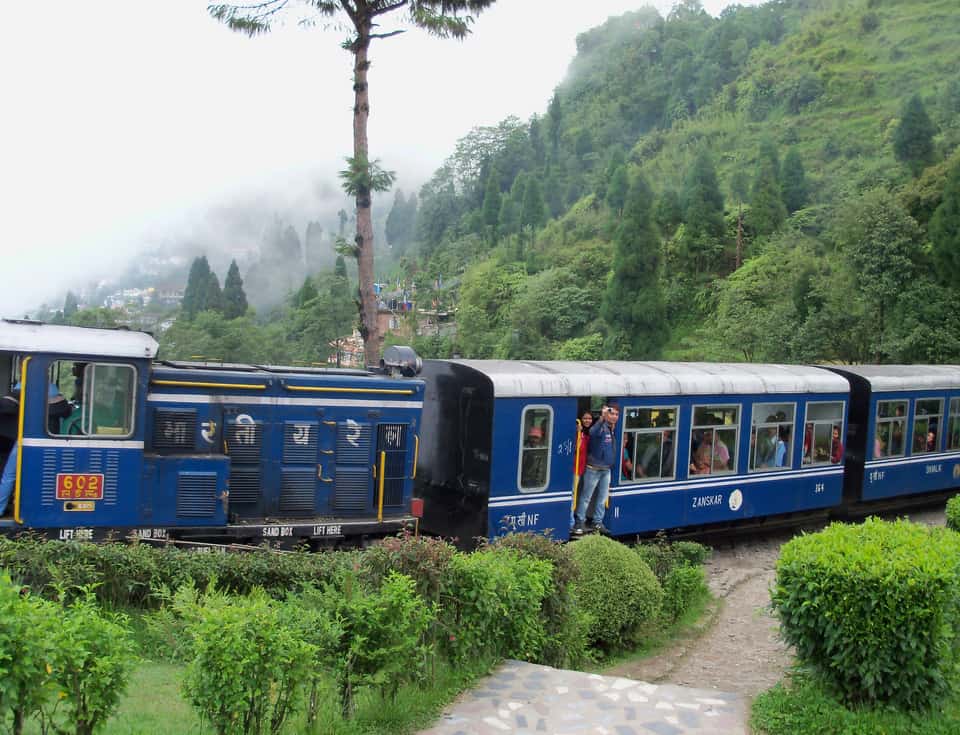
440,548,553,664
490,532,591,668
361,532,456,606
50,595,138,735
291,571,435,718
772,518,960,709
947,494,960,532
570,535,663,651
635,538,710,584
0,574,60,735
182,588,315,735
661,564,708,622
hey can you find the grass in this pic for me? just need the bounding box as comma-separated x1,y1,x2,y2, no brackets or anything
18,657,490,735
751,672,960,735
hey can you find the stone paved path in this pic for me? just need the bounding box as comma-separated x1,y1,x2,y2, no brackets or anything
419,660,747,735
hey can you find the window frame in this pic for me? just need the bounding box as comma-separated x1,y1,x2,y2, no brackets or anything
748,401,797,473
57,361,137,440
874,399,908,460
619,404,679,484
689,403,741,477
517,404,553,493
910,398,943,455
801,400,845,466
948,398,960,452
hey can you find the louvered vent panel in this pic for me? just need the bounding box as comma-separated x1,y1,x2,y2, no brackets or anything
283,422,318,463
336,422,371,464
377,423,408,506
225,422,262,463
280,470,315,514
229,469,260,504
153,409,196,452
332,467,369,512
176,473,218,518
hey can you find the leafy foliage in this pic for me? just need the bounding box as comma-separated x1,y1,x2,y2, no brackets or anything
772,518,960,709
947,495,960,532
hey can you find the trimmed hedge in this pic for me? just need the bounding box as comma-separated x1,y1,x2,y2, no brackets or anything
947,494,960,532
772,518,960,709
570,534,663,651
635,539,710,622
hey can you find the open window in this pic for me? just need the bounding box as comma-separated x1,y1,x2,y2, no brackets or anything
949,399,960,451
689,405,739,476
48,361,136,438
802,401,844,465
873,399,907,459
621,406,677,483
518,406,552,492
749,403,795,472
911,398,942,454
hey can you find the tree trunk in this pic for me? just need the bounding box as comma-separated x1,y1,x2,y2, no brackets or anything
352,14,381,366
736,201,743,270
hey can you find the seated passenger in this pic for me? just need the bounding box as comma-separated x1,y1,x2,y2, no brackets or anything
874,435,886,459
773,426,788,467
621,435,634,480
47,383,71,434
926,430,937,453
521,426,547,487
690,433,713,475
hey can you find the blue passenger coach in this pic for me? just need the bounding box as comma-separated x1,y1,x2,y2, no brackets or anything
0,320,423,545
415,360,849,543
828,365,960,503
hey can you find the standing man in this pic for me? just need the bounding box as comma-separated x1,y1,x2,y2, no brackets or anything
573,399,619,536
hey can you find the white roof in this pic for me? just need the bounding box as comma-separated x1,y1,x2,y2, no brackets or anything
831,365,960,392
0,320,158,359
450,360,849,398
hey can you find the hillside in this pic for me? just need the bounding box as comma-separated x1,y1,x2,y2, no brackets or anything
403,0,960,364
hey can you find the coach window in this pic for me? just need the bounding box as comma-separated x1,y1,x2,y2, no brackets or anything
622,406,677,483
873,399,907,459
802,402,844,465
689,405,739,476
82,363,137,438
750,403,795,472
519,406,552,492
912,398,943,454
948,399,960,451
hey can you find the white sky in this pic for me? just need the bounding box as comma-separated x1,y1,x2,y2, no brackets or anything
0,0,757,316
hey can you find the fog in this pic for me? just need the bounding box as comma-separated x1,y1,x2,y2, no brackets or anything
0,0,758,317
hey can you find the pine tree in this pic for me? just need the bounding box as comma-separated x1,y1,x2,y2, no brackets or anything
601,173,668,358
182,256,213,319
606,165,629,217
680,149,726,274
929,160,960,284
293,276,319,308
222,259,249,319
521,177,546,236
529,116,546,166
204,272,223,314
893,94,937,175
334,255,348,280
548,91,562,154
749,142,787,238
780,149,809,214
481,166,502,243
63,291,79,319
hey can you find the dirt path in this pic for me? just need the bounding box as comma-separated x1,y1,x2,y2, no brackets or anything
605,505,949,698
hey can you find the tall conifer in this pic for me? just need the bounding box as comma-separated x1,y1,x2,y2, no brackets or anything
894,94,937,175
222,259,249,319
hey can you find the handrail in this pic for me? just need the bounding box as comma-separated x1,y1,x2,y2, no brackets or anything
150,379,266,390
285,384,415,396
377,451,387,522
412,435,420,480
13,357,31,524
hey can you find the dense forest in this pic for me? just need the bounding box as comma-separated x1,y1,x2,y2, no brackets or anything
68,0,960,366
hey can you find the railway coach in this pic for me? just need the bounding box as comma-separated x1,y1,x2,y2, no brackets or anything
415,359,850,544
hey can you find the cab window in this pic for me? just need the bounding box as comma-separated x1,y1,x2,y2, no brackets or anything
519,406,552,492
47,362,137,438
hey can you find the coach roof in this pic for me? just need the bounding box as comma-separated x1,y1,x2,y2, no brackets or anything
829,364,960,392
0,320,158,359
449,360,849,398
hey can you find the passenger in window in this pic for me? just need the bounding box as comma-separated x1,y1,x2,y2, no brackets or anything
47,383,71,435
874,434,886,459
621,434,634,480
573,399,619,536
660,430,675,477
926,429,937,453
757,418,777,467
712,431,730,471
831,426,843,464
521,426,547,488
690,432,713,475
803,423,813,464
774,426,788,467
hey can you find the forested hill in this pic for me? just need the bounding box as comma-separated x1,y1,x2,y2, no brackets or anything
403,0,960,364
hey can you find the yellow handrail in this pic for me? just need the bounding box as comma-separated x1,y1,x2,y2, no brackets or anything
377,451,387,522
412,435,420,479
151,379,266,390
285,384,415,396
572,419,583,513
14,357,31,524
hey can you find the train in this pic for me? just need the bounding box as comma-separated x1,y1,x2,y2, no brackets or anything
0,319,957,547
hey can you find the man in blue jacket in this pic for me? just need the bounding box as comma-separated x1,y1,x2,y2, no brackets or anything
573,399,619,536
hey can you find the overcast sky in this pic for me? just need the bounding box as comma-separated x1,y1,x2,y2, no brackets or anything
0,0,758,317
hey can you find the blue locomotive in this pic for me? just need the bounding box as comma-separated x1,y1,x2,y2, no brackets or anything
0,320,423,546
2,320,957,546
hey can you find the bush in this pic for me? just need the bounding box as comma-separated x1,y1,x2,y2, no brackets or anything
635,538,710,583
947,494,960,532
772,518,960,709
181,588,315,735
361,532,456,606
661,564,708,622
489,532,590,668
440,548,553,664
570,535,663,651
